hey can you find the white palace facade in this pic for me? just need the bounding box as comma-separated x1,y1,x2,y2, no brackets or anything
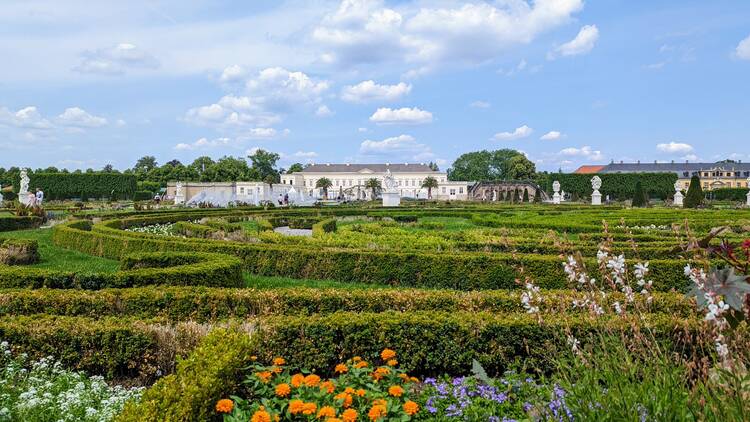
281,163,470,200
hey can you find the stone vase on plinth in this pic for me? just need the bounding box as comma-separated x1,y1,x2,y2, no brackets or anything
672,182,684,207
591,176,602,206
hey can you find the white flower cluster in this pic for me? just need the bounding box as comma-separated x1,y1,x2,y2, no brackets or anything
684,265,730,360
564,255,605,315
521,282,542,314
125,222,177,236
616,224,670,231
0,341,142,421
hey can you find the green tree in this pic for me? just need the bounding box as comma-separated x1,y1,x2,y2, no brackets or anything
364,178,381,200
263,174,276,195
421,176,439,199
190,156,215,181
632,180,648,207
315,177,332,199
287,163,305,173
684,175,704,208
248,149,280,181
428,161,439,171
448,149,534,181
533,188,542,203
102,164,114,173
134,156,157,173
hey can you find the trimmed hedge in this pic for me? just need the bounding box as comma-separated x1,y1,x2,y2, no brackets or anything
0,252,243,289
311,218,337,237
0,238,39,265
0,215,43,232
538,173,678,200
710,187,749,202
14,172,137,200
0,287,696,320
134,190,154,201
117,327,254,422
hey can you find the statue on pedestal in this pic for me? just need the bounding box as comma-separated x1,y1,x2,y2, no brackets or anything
673,181,684,207
381,169,400,207
19,169,31,206
174,181,185,205
552,180,561,205
591,176,602,205
746,176,750,207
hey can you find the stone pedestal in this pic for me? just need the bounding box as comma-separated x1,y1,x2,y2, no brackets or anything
591,191,601,205
674,192,684,207
552,192,561,205
174,194,185,205
746,191,750,207
382,192,401,207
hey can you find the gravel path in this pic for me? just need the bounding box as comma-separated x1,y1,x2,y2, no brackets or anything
273,226,313,237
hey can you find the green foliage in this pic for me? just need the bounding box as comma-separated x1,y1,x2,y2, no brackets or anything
537,173,678,200
522,188,529,202
364,178,381,199
316,177,333,198
421,176,439,198
448,149,534,181
117,327,254,422
709,187,748,202
0,238,39,265
134,190,153,201
632,180,648,207
287,163,304,173
311,218,337,237
684,175,704,208
13,172,137,200
248,149,281,182
0,216,43,232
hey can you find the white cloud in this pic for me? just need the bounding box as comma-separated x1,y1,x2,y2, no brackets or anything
184,95,281,129
315,105,334,117
341,80,412,103
559,145,604,161
492,125,533,141
313,0,584,67
73,43,159,75
470,100,491,109
293,151,318,159
357,127,368,132
540,130,562,141
219,64,246,84
0,106,53,130
548,25,599,59
174,137,231,151
656,141,693,154
245,67,330,110
369,107,433,125
359,134,433,160
56,107,108,128
735,34,750,60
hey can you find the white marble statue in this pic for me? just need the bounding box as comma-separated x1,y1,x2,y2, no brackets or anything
673,181,684,207
19,169,31,206
591,176,602,205
381,169,400,206
0,183,3,202
747,176,750,207
383,169,397,193
174,181,185,205
552,180,561,205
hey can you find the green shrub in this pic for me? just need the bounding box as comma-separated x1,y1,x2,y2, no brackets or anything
311,218,337,237
0,216,43,232
709,187,749,202
632,180,648,207
537,173,678,200
134,190,153,201
0,238,39,265
684,175,704,208
14,172,137,200
117,327,254,422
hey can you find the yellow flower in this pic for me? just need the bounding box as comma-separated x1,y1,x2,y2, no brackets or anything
273,357,286,366
388,385,404,397
275,383,291,397
352,356,362,362
380,349,396,361
335,364,349,374
289,399,304,415
251,408,272,422
215,399,233,413
304,374,321,387
250,355,258,361
410,377,419,383
291,373,305,388
368,404,387,421
386,359,398,367
403,401,419,416
327,418,343,422
302,402,318,416
342,408,358,422
317,406,336,419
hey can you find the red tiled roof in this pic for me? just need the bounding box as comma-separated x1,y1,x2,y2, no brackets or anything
573,165,605,174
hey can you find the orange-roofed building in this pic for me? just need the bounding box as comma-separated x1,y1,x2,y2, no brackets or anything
573,165,605,174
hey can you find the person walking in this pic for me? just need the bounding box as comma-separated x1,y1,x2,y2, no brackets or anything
35,188,44,205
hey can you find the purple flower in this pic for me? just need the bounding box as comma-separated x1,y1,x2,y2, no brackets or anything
523,402,533,412
445,404,463,417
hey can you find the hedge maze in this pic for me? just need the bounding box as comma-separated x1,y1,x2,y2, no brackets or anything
1,204,748,420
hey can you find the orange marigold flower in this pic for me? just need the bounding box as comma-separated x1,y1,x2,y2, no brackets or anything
386,359,398,367
372,399,387,407
273,357,286,366
255,371,272,383
215,399,233,413
352,356,362,362
302,402,318,416
275,383,291,397
304,374,321,387
344,387,355,394
271,366,283,374
291,373,305,388
317,406,336,419
372,367,390,381
326,418,342,422
368,404,387,421
410,377,419,383
321,380,336,394
354,361,368,369
289,399,305,415
335,392,353,408
398,373,408,381
388,385,404,397
251,409,272,422
403,401,419,416
380,349,396,361
341,408,358,422
356,389,366,397
335,364,348,374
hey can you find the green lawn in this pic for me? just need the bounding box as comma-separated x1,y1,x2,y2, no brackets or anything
0,228,120,273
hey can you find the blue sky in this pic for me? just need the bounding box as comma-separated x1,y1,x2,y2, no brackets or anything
1,0,749,172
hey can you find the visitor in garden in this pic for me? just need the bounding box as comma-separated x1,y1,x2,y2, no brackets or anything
153,193,161,203
35,188,44,205
27,191,37,206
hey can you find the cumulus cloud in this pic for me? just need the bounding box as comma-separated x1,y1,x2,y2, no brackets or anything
656,141,694,154
184,95,281,129
548,25,599,59
313,0,584,67
540,130,562,141
359,134,434,160
0,106,53,130
73,43,159,75
559,145,604,161
315,105,334,117
341,80,412,103
174,137,232,151
245,67,330,110
56,107,108,128
735,34,750,60
492,125,533,141
369,107,433,125
470,100,491,109
219,64,246,84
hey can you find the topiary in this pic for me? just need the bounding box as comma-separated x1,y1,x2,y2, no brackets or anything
684,175,704,208
522,188,529,203
632,180,648,208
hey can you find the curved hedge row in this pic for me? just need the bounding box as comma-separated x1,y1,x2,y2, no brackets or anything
0,215,43,232
0,251,243,289
0,287,696,320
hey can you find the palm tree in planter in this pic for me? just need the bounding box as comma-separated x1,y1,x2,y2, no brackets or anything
364,178,382,200
421,176,439,199
315,177,332,199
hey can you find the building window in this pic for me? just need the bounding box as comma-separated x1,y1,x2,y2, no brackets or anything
441,187,446,194
240,187,245,194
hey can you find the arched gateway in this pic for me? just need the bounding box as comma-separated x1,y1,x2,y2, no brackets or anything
468,181,548,202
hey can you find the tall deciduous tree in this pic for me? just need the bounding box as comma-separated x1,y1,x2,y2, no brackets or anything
287,163,304,173
248,149,280,182
134,156,157,173
448,149,535,181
